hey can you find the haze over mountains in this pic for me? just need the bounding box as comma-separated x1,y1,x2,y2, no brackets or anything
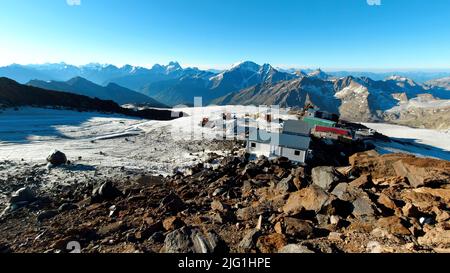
1,61,450,128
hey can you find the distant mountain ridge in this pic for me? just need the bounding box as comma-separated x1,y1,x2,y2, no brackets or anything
0,77,179,121
213,74,450,126
27,77,167,107
141,61,296,105
2,61,450,115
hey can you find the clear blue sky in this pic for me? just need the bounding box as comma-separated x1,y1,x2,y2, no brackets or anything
0,0,449,70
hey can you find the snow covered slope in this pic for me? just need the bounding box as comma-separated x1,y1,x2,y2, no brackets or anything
363,123,450,161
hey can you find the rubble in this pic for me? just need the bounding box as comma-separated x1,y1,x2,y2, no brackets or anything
0,142,449,253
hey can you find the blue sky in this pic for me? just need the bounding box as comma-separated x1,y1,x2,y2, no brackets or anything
0,0,449,70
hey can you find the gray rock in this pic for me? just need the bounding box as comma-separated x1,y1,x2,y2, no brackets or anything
238,229,261,252
278,244,315,253
58,203,78,212
312,166,340,191
9,187,35,204
91,181,122,203
148,231,165,244
352,196,375,218
276,175,295,193
37,210,58,222
212,187,226,197
46,150,67,166
159,192,185,212
162,226,227,253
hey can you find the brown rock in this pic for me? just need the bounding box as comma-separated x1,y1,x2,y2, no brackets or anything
163,216,184,231
347,219,375,233
401,190,442,212
377,193,399,212
98,221,125,237
256,233,287,253
283,185,331,215
211,200,229,212
433,208,450,223
349,151,450,188
274,222,284,234
418,226,450,248
349,174,372,188
283,217,314,239
393,158,450,188
292,177,303,191
402,203,422,218
377,216,411,236
413,188,450,203
372,176,409,187
328,232,344,241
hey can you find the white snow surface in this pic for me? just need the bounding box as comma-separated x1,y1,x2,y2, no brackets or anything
363,123,450,161
386,97,450,112
0,106,294,175
1,106,448,179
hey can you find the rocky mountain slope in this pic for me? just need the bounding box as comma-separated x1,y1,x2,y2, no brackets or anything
28,77,167,107
0,147,448,253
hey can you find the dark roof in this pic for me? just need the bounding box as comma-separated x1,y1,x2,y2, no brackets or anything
279,133,311,150
247,129,311,150
283,120,314,136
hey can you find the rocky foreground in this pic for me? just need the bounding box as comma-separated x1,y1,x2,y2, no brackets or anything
0,148,449,253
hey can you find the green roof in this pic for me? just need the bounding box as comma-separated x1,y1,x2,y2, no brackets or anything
302,116,336,127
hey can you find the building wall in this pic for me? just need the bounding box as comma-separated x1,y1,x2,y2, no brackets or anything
280,147,306,163
247,142,307,163
247,141,271,157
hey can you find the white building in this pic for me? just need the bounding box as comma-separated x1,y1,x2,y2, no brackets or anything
246,120,313,163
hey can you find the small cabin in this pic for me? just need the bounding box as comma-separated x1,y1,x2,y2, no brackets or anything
246,120,312,163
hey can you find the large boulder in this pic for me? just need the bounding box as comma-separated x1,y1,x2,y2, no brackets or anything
283,186,332,215
91,181,122,203
46,150,67,166
162,226,228,253
278,244,315,253
159,192,185,212
352,195,376,218
9,187,35,204
238,229,261,253
256,233,287,253
283,217,314,239
375,216,411,236
392,158,450,188
349,151,450,188
418,225,450,248
311,166,341,191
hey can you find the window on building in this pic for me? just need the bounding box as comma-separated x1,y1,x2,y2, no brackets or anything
251,142,256,148
294,150,301,156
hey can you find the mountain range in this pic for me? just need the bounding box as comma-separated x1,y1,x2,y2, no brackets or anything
213,71,450,126
1,61,450,128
